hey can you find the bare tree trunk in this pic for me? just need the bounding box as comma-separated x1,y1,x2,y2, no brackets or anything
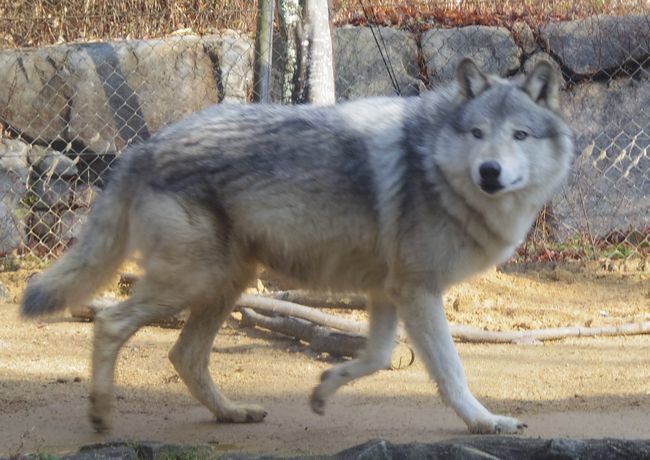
277,0,306,104
253,0,275,103
304,0,335,105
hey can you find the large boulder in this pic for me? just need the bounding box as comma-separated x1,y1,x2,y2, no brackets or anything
329,437,650,460
512,21,539,55
334,26,421,100
66,35,221,154
0,138,30,254
541,15,650,76
203,29,255,103
27,144,78,210
0,32,255,156
422,26,521,85
0,46,72,144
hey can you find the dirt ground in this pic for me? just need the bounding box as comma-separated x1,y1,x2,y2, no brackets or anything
0,262,648,457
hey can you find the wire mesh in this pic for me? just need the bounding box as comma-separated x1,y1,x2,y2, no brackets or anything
0,1,647,264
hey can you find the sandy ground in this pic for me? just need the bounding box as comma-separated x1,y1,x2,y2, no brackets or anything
0,263,649,457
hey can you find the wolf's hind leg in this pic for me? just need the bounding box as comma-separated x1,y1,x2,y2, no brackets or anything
90,294,183,432
168,283,267,424
310,294,398,414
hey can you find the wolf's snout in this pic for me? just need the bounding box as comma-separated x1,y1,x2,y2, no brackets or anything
478,161,503,194
479,161,501,180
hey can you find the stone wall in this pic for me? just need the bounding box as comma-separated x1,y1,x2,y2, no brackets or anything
0,15,648,255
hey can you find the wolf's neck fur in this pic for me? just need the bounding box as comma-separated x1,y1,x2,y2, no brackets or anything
431,163,539,262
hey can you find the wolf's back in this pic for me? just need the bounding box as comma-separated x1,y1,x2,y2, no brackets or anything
21,162,137,317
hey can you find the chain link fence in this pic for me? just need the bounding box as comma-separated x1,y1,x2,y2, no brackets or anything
0,1,648,264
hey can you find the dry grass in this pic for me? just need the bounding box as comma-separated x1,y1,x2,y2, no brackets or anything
0,0,647,48
0,0,254,47
333,0,649,32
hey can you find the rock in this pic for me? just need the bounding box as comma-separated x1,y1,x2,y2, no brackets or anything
23,207,86,255
0,46,72,143
29,174,75,210
25,208,64,255
512,21,538,55
422,26,521,84
336,439,392,459
334,26,421,100
0,33,256,178
554,76,650,237
541,15,650,76
27,144,78,178
0,200,24,255
0,138,30,254
203,29,255,103
0,138,30,195
56,441,213,460
68,444,138,460
12,438,650,460
330,437,650,459
27,145,78,210
0,282,9,302
67,35,222,154
133,441,213,460
69,183,99,209
60,209,88,243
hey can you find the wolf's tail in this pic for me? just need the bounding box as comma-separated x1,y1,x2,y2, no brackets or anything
21,162,138,317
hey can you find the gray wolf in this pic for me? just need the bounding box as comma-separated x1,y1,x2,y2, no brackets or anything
21,58,573,434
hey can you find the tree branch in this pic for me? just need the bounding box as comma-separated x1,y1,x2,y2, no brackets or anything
75,290,650,346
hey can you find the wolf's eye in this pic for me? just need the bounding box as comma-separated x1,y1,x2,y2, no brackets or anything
471,128,483,139
514,130,528,140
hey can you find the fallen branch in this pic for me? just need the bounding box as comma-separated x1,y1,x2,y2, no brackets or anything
240,307,414,368
240,296,650,344
238,294,368,335
267,290,366,310
450,322,650,344
73,293,650,345
241,307,366,357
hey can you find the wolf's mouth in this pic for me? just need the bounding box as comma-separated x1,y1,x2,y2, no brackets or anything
480,180,504,194
480,176,524,194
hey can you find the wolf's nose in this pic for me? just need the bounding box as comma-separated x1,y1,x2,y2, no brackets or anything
479,161,501,180
478,161,504,194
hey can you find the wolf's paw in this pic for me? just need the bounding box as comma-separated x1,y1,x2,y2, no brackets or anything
310,387,327,415
469,415,527,434
89,392,112,433
217,404,267,423
89,412,111,433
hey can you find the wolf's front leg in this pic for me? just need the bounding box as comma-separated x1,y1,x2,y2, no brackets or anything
397,289,526,434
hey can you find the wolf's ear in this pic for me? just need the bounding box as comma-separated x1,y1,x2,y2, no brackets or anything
523,60,560,111
456,58,490,100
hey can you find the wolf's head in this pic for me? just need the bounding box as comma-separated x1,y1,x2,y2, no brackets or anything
433,58,574,204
